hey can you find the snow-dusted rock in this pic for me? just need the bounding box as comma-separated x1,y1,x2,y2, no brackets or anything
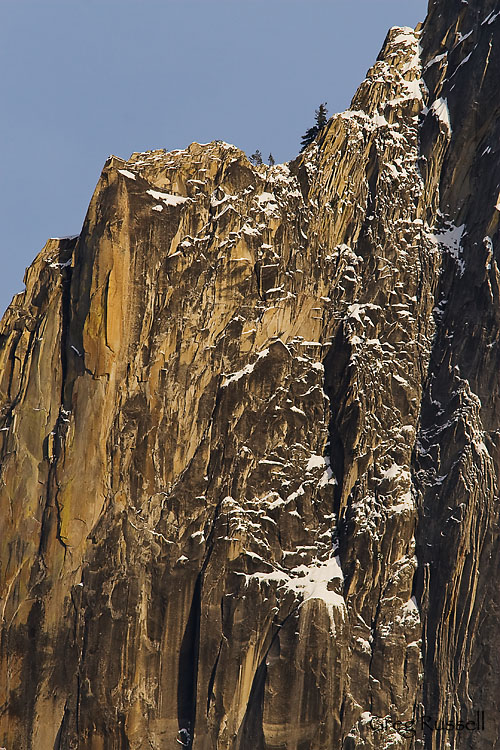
1,3,500,749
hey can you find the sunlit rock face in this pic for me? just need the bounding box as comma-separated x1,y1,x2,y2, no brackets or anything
1,2,500,748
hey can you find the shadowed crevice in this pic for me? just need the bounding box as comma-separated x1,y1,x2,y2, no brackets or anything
177,572,202,748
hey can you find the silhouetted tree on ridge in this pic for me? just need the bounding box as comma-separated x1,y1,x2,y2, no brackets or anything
300,102,329,151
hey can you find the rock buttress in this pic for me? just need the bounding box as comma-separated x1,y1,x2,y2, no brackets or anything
1,3,500,749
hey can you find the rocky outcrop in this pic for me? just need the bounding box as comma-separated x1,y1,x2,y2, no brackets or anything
1,1,500,748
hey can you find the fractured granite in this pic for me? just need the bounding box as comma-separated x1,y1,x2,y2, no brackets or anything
1,2,500,748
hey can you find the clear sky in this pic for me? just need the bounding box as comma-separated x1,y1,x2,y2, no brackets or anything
0,0,428,315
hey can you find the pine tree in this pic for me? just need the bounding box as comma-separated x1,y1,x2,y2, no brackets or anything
315,102,328,129
300,125,319,152
250,149,263,165
300,102,329,151
268,153,275,166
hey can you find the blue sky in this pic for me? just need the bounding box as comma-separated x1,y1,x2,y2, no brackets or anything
0,0,427,314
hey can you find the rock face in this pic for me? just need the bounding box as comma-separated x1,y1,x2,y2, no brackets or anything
1,1,500,748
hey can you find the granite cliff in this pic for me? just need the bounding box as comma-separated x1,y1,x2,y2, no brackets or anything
1,0,500,748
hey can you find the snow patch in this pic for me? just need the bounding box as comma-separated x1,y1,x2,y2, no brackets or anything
482,10,500,25
146,189,190,206
429,221,466,275
390,27,417,46
222,349,269,387
283,556,346,630
241,223,261,237
243,555,347,630
306,454,326,471
429,98,452,134
256,192,277,205
383,463,407,480
424,52,447,70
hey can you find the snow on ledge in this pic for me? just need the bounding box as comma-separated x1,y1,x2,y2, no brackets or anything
429,97,452,134
118,169,137,180
146,189,190,206
390,26,419,46
245,555,346,632
222,349,270,387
